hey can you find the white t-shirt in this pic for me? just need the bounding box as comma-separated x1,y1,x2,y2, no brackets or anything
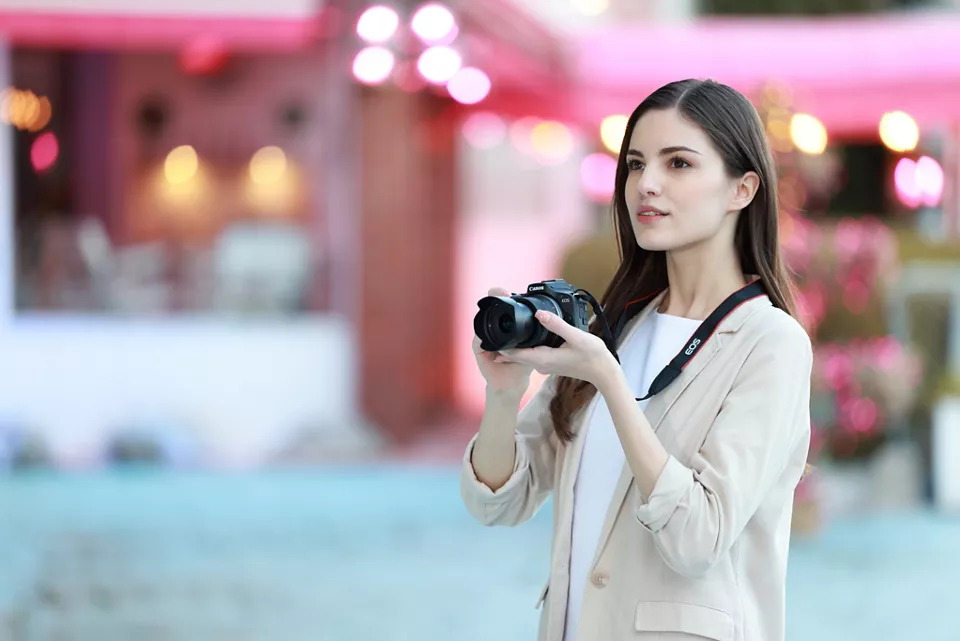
563,311,702,641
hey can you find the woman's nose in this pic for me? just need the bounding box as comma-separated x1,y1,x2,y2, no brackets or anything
637,171,661,196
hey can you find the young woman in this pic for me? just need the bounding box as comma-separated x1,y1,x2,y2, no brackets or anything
461,79,812,641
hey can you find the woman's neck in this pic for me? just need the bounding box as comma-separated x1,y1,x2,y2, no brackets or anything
660,243,747,320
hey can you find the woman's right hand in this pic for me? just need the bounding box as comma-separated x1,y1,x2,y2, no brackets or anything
473,287,534,396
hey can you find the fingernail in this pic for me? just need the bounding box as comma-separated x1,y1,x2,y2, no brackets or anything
536,311,548,321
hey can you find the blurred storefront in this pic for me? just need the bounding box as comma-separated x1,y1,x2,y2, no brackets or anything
0,0,569,464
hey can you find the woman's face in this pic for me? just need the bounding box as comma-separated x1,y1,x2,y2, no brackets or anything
623,108,755,253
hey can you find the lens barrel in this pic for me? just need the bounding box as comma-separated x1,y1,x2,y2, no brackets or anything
474,294,561,351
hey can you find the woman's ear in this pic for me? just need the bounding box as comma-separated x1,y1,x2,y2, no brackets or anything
729,171,760,212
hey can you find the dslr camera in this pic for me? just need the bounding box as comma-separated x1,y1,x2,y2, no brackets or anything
474,279,591,352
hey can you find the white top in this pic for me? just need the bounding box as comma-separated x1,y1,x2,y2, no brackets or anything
564,311,702,641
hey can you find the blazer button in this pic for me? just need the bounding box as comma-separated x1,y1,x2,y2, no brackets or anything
591,572,609,588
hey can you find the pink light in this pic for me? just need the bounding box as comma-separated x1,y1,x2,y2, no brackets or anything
796,285,827,330
916,155,944,206
822,351,854,391
447,67,490,105
833,217,864,256
462,112,506,149
580,153,617,203
411,4,457,44
842,278,871,314
30,131,58,173
894,157,921,208
416,46,461,84
846,397,879,433
356,5,399,43
508,117,539,156
894,156,944,208
352,46,395,85
179,35,228,76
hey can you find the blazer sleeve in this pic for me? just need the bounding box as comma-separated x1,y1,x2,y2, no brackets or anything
460,376,560,527
633,320,813,577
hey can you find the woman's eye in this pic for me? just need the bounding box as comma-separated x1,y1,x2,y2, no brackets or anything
670,157,691,169
626,159,644,171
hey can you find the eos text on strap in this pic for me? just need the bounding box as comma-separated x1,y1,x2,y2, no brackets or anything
592,280,767,402
636,279,766,401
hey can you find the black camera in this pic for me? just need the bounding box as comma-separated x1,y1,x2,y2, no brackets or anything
474,279,591,351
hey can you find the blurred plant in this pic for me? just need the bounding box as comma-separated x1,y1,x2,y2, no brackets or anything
785,216,900,337
810,337,923,461
756,81,925,467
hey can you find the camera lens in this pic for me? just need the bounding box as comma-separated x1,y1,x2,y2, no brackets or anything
473,293,563,351
474,296,534,351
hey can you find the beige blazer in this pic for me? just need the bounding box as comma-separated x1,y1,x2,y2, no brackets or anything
460,292,812,641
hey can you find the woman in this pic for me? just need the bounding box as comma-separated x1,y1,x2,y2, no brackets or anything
460,79,812,641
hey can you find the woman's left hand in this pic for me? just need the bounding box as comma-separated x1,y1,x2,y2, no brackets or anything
495,311,618,387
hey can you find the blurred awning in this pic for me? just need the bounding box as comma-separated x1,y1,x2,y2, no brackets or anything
0,0,328,51
451,0,568,94
485,12,960,137
0,0,569,95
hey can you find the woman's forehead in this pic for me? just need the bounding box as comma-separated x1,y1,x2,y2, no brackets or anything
629,109,711,152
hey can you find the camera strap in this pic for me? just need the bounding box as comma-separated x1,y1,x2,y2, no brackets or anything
580,280,767,402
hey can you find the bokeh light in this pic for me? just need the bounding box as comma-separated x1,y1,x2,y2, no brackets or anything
417,46,461,84
353,46,395,85
30,131,59,173
895,156,944,208
179,36,229,76
411,4,457,43
509,117,539,156
790,113,827,155
530,121,574,164
600,114,628,154
447,67,490,104
356,5,399,43
461,112,506,149
580,153,617,202
164,145,199,185
879,110,919,152
894,158,919,207
27,96,52,132
1,88,52,132
916,156,944,206
249,147,288,185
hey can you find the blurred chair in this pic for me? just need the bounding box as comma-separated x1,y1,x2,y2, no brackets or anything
76,217,173,314
103,420,203,468
0,422,52,471
211,223,314,315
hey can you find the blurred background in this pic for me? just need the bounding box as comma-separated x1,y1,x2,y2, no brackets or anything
1,0,960,639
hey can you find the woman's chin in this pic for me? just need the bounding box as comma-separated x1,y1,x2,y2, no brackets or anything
633,231,676,252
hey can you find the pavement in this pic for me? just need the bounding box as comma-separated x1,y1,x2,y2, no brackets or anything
1,467,959,641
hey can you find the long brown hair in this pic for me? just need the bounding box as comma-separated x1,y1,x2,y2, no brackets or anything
549,78,798,443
